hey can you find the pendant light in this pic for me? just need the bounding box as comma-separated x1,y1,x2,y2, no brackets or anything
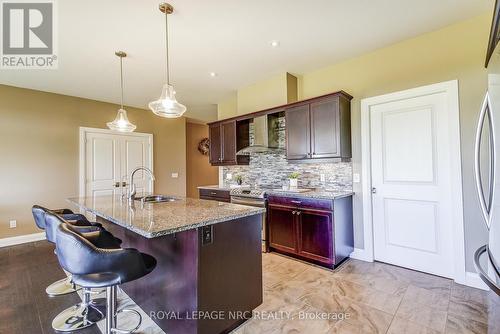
148,3,187,118
107,51,137,132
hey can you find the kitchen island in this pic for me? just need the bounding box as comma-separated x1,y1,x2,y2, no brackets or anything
68,195,265,334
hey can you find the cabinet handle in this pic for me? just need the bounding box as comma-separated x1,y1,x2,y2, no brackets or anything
296,211,301,216
291,200,302,204
210,192,217,195
114,182,120,188
292,211,296,215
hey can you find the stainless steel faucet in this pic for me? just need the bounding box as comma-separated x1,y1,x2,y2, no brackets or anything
128,167,155,204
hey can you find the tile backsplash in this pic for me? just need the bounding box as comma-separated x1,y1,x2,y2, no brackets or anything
222,151,352,190
223,115,352,190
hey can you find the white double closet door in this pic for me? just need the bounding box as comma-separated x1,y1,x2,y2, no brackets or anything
81,128,153,199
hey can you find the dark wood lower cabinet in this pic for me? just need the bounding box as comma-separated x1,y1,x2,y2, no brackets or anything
198,188,231,203
297,209,333,265
268,205,297,253
267,195,353,269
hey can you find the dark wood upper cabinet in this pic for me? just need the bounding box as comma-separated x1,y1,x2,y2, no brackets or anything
221,121,236,163
286,94,351,160
209,124,222,164
310,98,340,158
285,104,310,160
209,120,249,166
208,91,352,165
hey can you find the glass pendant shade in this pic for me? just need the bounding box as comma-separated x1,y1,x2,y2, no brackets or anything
107,108,137,132
148,84,187,118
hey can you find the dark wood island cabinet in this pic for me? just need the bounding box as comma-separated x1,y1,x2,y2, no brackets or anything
267,194,353,269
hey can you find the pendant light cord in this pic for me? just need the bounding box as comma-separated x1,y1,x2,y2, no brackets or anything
119,55,124,109
165,10,170,85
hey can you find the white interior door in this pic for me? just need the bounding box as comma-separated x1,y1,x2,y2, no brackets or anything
85,132,121,198
82,128,153,199
370,91,456,278
121,135,153,197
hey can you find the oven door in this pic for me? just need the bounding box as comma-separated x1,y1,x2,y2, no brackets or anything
231,196,267,252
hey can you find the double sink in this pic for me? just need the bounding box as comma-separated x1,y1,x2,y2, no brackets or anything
134,195,178,203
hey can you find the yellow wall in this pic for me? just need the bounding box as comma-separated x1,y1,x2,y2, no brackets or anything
215,13,492,271
237,73,289,116
217,94,238,120
186,123,219,198
0,85,186,238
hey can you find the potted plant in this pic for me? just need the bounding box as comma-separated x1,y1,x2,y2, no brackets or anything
235,175,243,186
289,172,300,188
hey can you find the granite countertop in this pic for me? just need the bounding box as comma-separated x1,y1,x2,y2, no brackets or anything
197,185,250,191
67,195,265,238
266,189,354,200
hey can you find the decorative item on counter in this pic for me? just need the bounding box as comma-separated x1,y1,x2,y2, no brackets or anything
198,138,210,155
289,172,300,188
235,175,243,186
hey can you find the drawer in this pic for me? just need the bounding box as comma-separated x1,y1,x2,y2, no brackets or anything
199,188,230,200
268,195,333,211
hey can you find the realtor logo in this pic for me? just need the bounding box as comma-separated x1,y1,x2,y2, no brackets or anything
1,0,57,69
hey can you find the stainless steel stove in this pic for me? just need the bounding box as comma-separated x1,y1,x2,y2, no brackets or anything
230,186,272,252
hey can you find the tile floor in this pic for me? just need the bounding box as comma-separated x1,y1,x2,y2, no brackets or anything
2,241,499,334
233,253,500,334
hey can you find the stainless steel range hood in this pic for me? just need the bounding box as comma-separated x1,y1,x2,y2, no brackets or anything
236,115,280,155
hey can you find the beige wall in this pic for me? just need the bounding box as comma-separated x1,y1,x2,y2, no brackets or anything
186,123,219,198
0,85,186,238
215,13,492,272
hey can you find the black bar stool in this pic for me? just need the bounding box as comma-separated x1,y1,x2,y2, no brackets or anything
44,211,123,332
55,222,156,334
32,205,99,296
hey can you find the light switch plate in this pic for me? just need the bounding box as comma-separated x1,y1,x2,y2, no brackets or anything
9,220,16,228
171,173,179,178
353,173,361,183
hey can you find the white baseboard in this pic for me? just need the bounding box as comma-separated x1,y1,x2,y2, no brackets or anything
350,248,374,262
464,271,490,291
0,232,46,248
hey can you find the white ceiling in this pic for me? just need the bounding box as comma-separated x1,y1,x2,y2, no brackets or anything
0,0,492,122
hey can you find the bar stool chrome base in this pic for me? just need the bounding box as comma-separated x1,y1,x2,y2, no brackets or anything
46,276,80,296
51,288,105,332
105,286,142,334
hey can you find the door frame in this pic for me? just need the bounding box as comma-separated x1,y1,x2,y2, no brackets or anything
78,127,154,197
359,80,466,284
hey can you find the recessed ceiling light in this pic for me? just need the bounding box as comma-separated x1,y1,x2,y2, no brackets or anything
210,72,217,77
270,40,280,47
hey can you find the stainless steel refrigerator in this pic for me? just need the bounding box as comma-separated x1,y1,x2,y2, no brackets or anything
474,0,500,295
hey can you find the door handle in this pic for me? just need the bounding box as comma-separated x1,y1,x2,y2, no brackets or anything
474,92,496,230
371,187,377,194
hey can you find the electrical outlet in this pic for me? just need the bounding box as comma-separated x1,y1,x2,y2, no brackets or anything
320,174,326,182
9,220,16,228
353,173,361,183
226,173,233,180
171,172,179,178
